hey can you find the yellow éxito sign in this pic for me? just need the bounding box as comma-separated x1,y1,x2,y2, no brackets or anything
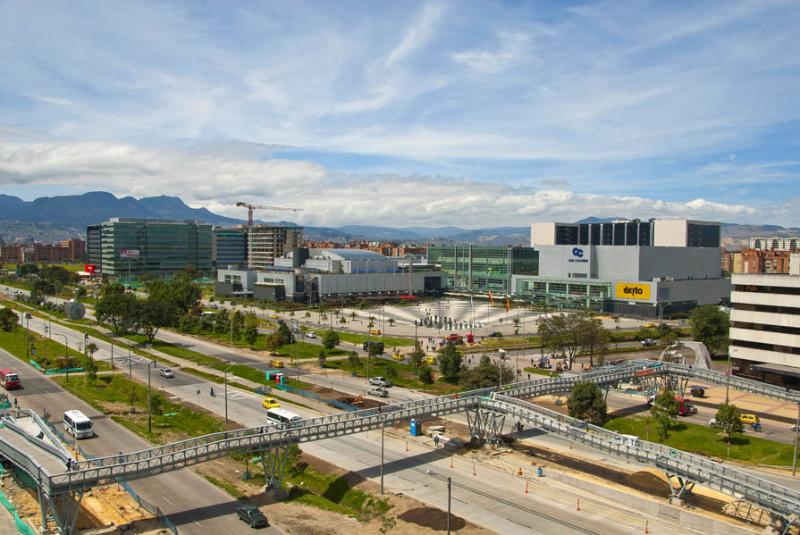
615,282,651,301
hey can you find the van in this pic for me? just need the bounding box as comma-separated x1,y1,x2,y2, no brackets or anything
739,413,760,426
63,410,94,439
270,359,285,368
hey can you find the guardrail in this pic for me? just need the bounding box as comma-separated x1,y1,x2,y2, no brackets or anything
490,395,800,519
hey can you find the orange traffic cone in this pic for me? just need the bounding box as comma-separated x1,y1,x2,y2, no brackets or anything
524,480,529,494
576,498,581,511
644,520,649,534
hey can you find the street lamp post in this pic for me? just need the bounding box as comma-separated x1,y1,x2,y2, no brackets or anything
25,313,32,360
792,402,800,478
223,364,230,424
147,360,153,433
447,476,452,535
380,417,385,494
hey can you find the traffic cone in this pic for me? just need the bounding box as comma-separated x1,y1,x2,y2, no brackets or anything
524,480,529,494
450,455,454,468
644,520,649,534
576,498,581,511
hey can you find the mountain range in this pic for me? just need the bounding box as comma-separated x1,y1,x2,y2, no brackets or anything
0,191,797,247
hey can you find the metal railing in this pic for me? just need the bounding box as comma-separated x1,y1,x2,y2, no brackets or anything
490,395,800,519
662,362,800,403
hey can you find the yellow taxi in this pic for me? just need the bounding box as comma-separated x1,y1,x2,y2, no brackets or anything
392,352,405,361
262,397,280,409
369,328,382,335
270,359,285,368
424,355,436,365
270,314,280,319
739,413,760,426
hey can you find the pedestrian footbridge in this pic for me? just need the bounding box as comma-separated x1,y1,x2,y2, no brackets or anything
1,359,798,533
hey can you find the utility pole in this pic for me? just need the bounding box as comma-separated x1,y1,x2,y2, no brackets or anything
224,365,229,424
793,402,799,478
147,361,152,433
380,418,385,494
447,476,452,535
725,352,731,404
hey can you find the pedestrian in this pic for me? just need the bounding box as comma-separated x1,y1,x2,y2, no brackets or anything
13,397,18,409
210,387,215,397
527,373,531,381
65,459,72,471
434,434,440,448
118,451,124,464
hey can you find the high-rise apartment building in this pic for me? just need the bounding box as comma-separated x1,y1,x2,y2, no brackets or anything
730,273,800,386
97,218,212,279
86,224,102,267
247,225,303,270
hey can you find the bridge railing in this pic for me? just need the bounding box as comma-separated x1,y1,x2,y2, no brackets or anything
492,396,800,518
662,363,800,403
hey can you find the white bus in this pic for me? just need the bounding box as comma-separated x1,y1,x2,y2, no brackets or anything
265,408,302,428
63,410,94,439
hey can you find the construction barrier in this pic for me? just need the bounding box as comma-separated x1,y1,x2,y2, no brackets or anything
44,367,84,376
28,360,43,372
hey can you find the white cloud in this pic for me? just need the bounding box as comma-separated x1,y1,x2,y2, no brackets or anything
452,31,532,73
0,136,771,227
385,3,446,67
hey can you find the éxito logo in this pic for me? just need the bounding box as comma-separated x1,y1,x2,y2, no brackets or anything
623,286,643,296
572,247,584,258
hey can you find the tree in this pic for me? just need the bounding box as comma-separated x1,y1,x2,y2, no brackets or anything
242,313,259,346
576,314,610,367
137,299,176,343
96,284,139,334
388,318,394,327
715,403,743,441
231,310,244,340
83,355,98,385
368,341,385,356
0,308,18,332
145,270,200,314
214,309,230,334
537,313,583,370
690,304,730,355
178,312,199,333
567,382,607,425
437,343,462,381
350,310,357,321
318,349,327,368
321,329,340,350
418,365,434,384
384,365,398,380
409,342,425,369
650,388,679,441
459,354,514,390
348,351,360,367
275,321,294,345
31,278,57,302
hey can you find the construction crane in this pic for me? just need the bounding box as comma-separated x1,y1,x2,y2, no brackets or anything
235,202,303,227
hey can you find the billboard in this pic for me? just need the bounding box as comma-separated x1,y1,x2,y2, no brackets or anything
120,249,140,259
615,282,651,301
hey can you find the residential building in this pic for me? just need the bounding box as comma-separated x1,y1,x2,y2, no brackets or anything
0,239,86,264
426,245,539,295
216,248,443,302
518,218,728,316
212,227,247,270
98,218,212,279
748,237,800,251
733,248,793,274
86,224,102,268
730,273,800,387
247,225,303,270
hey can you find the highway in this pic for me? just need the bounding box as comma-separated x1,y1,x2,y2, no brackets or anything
1,307,697,535
0,347,283,535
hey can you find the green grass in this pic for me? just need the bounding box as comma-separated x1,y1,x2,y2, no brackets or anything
316,329,415,348
280,341,347,360
0,326,110,371
604,415,796,466
202,474,246,499
55,374,223,443
326,356,460,395
523,366,561,378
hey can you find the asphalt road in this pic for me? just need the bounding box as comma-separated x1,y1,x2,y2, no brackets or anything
0,346,282,535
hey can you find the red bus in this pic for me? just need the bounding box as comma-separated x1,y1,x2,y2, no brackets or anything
0,369,20,390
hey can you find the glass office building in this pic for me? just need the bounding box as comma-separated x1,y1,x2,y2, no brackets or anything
212,227,247,269
426,245,538,295
99,218,212,280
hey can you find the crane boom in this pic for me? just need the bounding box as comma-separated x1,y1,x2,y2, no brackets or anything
235,201,303,227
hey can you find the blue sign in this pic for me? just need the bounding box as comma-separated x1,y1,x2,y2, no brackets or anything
572,247,584,258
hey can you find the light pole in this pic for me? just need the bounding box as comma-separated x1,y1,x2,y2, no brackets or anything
380,416,385,494
223,363,231,424
447,476,452,535
725,353,731,404
147,360,153,433
24,313,32,360
53,333,69,382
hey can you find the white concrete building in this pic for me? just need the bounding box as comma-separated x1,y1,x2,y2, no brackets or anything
730,273,800,385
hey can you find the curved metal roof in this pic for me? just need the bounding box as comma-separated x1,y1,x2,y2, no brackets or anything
317,248,388,261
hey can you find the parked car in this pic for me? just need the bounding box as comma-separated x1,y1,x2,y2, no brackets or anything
159,368,174,378
640,338,657,346
236,505,269,528
369,376,392,387
488,331,503,338
305,332,317,339
261,397,280,409
690,385,705,397
367,387,389,398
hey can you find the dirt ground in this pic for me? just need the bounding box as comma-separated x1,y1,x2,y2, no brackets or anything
193,451,493,535
1,470,152,533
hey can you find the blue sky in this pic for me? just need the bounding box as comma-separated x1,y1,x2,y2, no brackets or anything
1,0,799,227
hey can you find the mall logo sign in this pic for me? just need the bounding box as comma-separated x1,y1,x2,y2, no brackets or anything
622,286,644,296
568,247,588,263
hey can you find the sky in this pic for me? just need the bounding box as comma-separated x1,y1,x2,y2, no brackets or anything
1,0,799,228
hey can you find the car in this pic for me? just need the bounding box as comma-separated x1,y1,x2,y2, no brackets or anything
159,368,174,378
709,417,720,428
270,314,280,319
391,352,404,361
640,338,657,346
739,413,760,426
368,376,392,387
791,424,799,432
236,505,269,528
690,385,705,397
262,397,280,409
367,387,389,398
305,331,317,339
488,331,504,338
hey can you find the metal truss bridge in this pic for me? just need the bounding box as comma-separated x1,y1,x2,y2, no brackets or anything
1,359,798,534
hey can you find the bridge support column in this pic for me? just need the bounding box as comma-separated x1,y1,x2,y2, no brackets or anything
666,473,694,507
466,407,505,445
261,432,296,499
40,489,85,535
